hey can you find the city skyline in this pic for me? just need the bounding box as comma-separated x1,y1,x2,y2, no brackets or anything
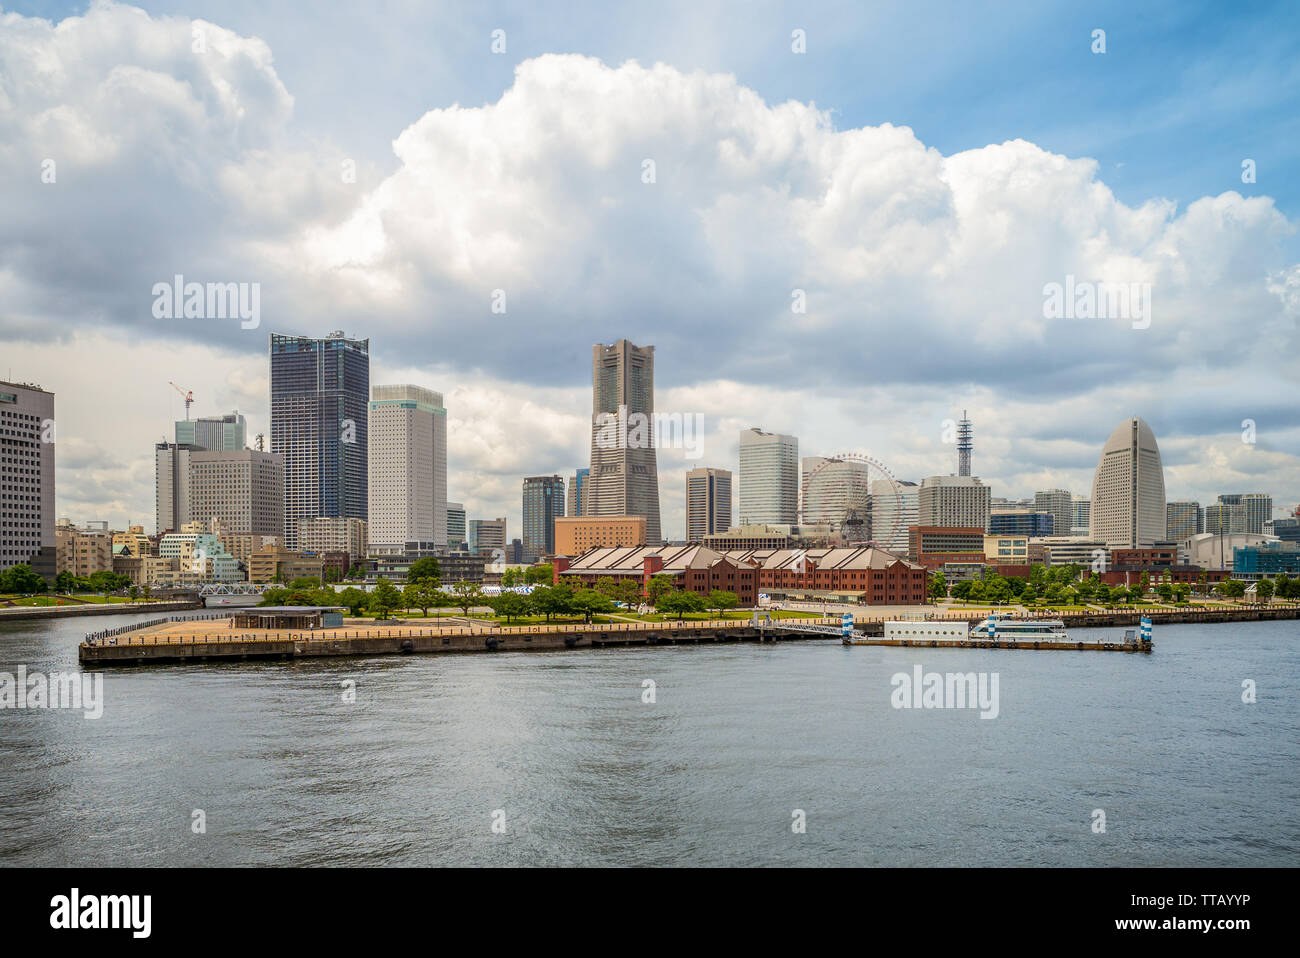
3,2,1298,542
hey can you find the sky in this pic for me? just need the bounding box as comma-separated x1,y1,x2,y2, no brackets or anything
2,0,1298,542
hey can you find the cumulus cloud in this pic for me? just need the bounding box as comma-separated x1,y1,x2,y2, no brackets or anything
1,3,1296,535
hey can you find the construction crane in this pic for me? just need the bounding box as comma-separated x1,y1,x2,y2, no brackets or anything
168,381,194,420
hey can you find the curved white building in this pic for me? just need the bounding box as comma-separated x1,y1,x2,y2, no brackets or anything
1089,417,1167,549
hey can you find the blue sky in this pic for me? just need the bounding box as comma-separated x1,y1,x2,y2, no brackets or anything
2,0,1297,535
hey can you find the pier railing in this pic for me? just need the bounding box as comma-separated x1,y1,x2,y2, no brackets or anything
81,616,844,647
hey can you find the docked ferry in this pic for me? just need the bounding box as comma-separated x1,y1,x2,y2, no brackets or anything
967,618,1067,642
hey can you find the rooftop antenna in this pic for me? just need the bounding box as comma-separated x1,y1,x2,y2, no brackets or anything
957,410,973,477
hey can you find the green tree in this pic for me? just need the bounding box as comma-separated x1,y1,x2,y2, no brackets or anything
646,574,675,607
369,579,402,619
658,590,707,620
450,580,484,615
1255,578,1275,603
347,562,367,580
523,563,553,585
705,590,739,615
290,576,322,590
1156,583,1173,601
1021,584,1037,605
928,571,947,601
128,585,139,603
55,570,77,593
4,565,48,594
403,578,442,616
530,584,576,622
572,588,615,623
259,586,290,606
142,583,152,602
492,591,533,622
501,567,521,588
337,587,369,615
407,557,442,585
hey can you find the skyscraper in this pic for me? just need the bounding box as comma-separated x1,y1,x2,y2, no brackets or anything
587,340,661,545
917,475,990,530
870,479,918,554
1166,501,1202,542
738,427,798,524
1034,489,1072,538
522,475,566,562
175,411,246,451
1071,495,1091,536
801,457,872,525
1241,493,1273,535
1089,417,1167,549
685,467,732,541
467,518,507,556
270,332,370,549
567,468,590,518
367,384,447,550
0,380,55,579
187,450,284,537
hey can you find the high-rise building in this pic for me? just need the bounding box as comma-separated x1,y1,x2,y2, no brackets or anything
738,427,798,525
1088,417,1167,549
367,384,447,550
988,510,1054,537
917,475,990,531
587,340,661,545
522,475,566,562
1165,501,1202,542
956,410,973,477
1241,494,1272,535
446,502,466,548
0,380,56,579
187,449,284,538
1071,496,1091,536
567,468,590,518
270,332,370,549
1034,489,1072,539
175,411,246,451
870,479,918,554
154,441,201,535
685,467,732,541
467,518,507,556
1203,500,1247,535
801,457,872,526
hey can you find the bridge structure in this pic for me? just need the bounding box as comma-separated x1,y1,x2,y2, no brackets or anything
198,583,275,596
756,611,855,639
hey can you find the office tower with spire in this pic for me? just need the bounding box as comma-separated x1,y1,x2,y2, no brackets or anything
587,340,662,545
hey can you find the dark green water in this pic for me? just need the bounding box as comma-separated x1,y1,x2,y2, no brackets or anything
1,612,1297,866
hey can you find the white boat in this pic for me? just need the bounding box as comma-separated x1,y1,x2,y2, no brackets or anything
968,618,1067,642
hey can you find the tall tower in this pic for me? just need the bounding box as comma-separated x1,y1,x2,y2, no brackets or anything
738,428,799,525
367,384,447,550
686,467,732,541
1089,417,1167,549
270,332,370,550
522,475,566,562
587,340,661,545
957,410,973,477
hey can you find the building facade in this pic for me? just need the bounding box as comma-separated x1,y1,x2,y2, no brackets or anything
467,518,507,556
554,515,647,555
270,332,370,549
0,380,55,579
567,468,589,518
869,479,918,554
1165,500,1203,542
738,427,798,525
1089,417,1167,549
917,475,990,531
445,502,466,548
587,340,662,545
175,411,246,451
522,475,566,562
187,449,285,538
298,516,367,561
1034,489,1072,539
908,526,987,570
685,467,732,541
367,384,447,550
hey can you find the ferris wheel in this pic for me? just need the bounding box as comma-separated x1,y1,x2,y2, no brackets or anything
799,452,906,548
